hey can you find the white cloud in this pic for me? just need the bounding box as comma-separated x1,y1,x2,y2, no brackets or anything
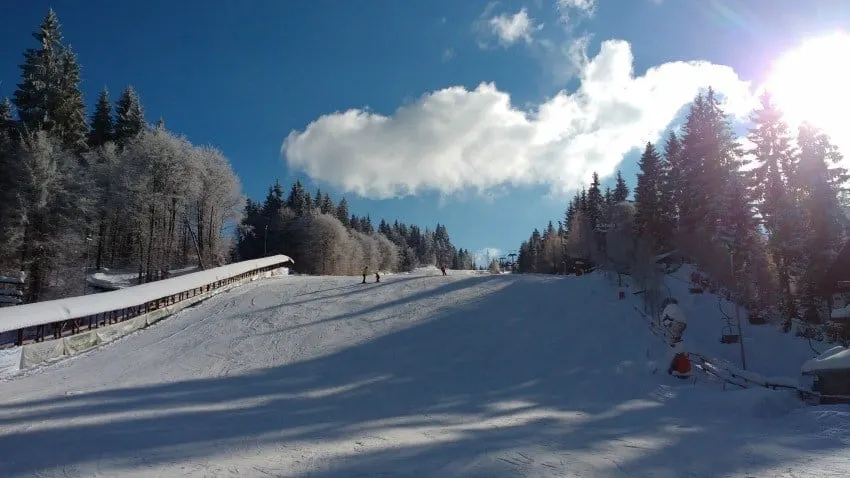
473,4,544,49
555,0,596,25
281,39,755,200
488,8,540,46
441,47,455,62
474,248,502,266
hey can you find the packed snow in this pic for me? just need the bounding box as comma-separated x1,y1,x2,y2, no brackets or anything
0,268,849,477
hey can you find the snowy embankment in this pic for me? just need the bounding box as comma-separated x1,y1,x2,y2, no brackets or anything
612,265,850,396
662,264,821,379
618,264,821,385
0,255,292,378
0,270,848,477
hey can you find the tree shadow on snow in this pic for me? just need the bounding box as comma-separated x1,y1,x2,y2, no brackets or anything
0,273,846,477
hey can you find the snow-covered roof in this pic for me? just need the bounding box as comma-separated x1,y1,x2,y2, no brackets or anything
831,305,850,319
0,255,293,334
652,250,678,263
661,303,687,324
0,273,24,285
801,346,850,374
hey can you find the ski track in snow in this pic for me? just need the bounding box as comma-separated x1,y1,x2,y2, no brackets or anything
0,270,849,477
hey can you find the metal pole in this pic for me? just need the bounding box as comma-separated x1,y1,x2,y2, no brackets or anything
264,224,269,257
731,249,747,370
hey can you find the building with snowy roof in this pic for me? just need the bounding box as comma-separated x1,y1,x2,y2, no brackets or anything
801,345,850,404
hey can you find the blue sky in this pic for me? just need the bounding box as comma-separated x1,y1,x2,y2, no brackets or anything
2,0,849,264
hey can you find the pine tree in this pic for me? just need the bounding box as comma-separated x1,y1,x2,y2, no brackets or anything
586,172,603,232
745,91,800,318
603,186,614,230
319,191,335,215
634,142,660,236
286,180,308,216
678,88,745,253
660,130,681,236
114,85,146,145
613,170,629,202
55,46,87,151
795,122,848,317
0,98,16,257
0,98,13,145
262,180,284,217
88,87,114,147
13,9,87,151
335,198,350,226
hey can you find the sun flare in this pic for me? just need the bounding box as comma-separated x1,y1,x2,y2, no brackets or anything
764,32,850,147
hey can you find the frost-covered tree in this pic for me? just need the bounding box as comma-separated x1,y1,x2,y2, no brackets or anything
114,85,146,145
9,131,91,300
191,145,243,267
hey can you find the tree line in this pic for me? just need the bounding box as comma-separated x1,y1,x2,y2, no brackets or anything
0,10,245,302
518,87,849,324
0,9,473,303
234,179,475,275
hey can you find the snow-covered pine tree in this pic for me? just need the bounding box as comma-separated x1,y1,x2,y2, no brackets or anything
12,131,92,300
88,87,114,148
114,85,146,146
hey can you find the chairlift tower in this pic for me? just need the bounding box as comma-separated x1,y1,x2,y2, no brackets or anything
717,232,747,371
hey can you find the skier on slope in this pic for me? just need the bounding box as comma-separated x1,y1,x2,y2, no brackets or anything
440,264,447,276
375,270,380,283
361,266,368,284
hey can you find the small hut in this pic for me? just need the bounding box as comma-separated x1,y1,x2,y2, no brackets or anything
801,346,850,404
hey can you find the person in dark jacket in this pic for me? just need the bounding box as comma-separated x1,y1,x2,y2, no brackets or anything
362,266,368,284
375,271,380,283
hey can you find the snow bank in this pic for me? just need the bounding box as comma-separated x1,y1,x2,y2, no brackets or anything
802,346,850,374
658,264,816,379
661,303,687,324
0,255,293,334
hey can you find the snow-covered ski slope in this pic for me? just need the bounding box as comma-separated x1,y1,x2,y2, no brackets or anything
1,269,849,477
